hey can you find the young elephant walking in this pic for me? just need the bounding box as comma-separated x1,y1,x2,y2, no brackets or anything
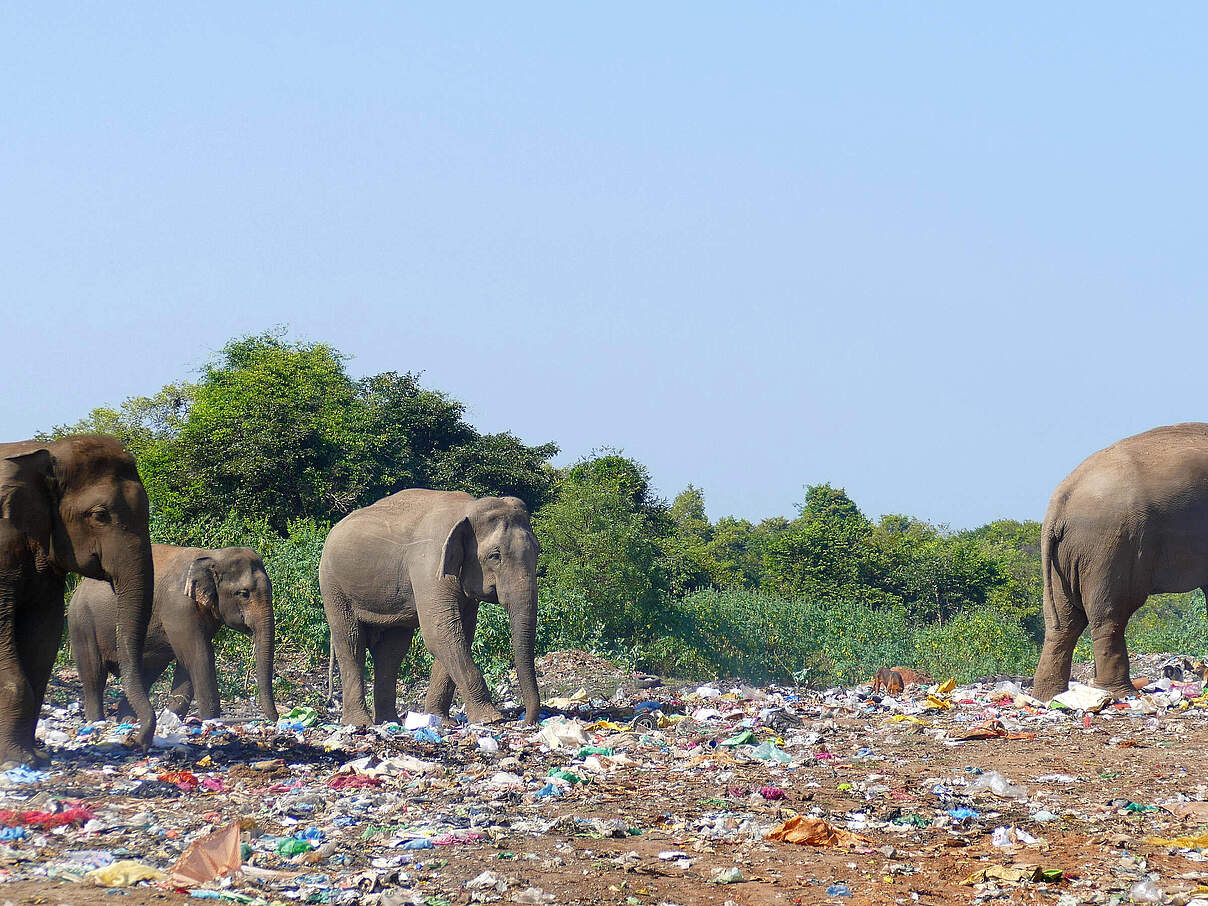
69,544,277,721
319,489,541,727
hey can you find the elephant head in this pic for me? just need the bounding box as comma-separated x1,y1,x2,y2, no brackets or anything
1,435,156,747
183,548,277,721
442,497,541,723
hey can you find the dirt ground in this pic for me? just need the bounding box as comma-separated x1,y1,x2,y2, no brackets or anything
8,654,1208,906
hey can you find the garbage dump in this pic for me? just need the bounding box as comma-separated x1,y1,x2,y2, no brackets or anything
11,649,1208,905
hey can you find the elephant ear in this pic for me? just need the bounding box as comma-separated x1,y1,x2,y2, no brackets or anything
183,556,221,623
0,449,56,557
439,517,473,580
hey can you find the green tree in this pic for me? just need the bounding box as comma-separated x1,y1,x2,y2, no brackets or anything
534,452,673,648
761,484,873,600
48,330,558,529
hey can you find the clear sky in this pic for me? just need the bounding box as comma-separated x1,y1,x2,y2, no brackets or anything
3,5,1204,528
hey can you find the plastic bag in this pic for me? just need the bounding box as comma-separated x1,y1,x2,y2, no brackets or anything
170,820,241,886
538,717,588,750
86,860,168,887
966,770,1028,799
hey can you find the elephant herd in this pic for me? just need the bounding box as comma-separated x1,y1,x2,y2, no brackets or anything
4,422,1208,766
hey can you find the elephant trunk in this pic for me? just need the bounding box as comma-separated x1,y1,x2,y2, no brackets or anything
506,588,541,725
252,601,278,721
111,538,156,747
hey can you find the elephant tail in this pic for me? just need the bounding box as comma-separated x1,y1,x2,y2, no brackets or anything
327,643,335,704
1042,521,1076,633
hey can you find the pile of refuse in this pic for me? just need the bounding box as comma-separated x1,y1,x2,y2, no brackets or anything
11,653,1208,905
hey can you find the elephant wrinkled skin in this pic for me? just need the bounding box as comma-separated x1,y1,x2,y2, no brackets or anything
320,489,541,727
69,544,278,722
1034,423,1208,701
0,435,155,764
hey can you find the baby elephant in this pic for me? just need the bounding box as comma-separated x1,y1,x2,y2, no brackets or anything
68,545,277,722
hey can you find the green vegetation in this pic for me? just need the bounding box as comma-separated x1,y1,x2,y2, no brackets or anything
44,330,1208,691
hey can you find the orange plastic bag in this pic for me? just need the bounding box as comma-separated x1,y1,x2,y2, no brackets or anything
765,816,865,847
169,820,242,886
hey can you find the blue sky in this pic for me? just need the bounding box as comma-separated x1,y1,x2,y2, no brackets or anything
3,5,1204,528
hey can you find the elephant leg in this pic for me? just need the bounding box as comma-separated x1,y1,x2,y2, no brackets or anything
167,662,195,717
418,582,501,724
1033,605,1088,701
371,626,415,724
324,591,372,726
425,601,479,718
70,624,108,723
163,619,220,719
1088,598,1143,699
117,663,165,719
10,596,65,764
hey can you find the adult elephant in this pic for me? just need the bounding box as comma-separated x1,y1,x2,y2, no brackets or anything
1034,423,1208,701
69,545,277,722
320,489,541,726
0,435,155,764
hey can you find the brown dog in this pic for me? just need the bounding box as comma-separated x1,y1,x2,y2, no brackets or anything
872,668,904,695
891,667,932,688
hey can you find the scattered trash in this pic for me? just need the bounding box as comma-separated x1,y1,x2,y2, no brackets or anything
10,649,1208,904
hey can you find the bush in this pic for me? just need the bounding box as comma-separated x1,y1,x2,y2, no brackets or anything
664,589,915,686
912,610,1038,681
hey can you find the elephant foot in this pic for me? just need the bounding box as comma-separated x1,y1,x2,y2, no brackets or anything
132,720,156,750
1099,681,1140,701
464,704,505,726
1032,680,1068,702
342,708,373,727
0,743,49,769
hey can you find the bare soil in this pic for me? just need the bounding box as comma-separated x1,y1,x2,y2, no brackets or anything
12,656,1208,906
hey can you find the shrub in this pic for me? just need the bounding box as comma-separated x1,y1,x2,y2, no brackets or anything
912,609,1038,681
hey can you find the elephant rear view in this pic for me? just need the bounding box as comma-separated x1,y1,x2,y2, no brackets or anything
1033,423,1208,701
319,489,541,726
69,544,277,721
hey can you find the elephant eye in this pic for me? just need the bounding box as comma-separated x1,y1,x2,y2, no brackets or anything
89,507,111,524
488,550,502,563
238,589,251,598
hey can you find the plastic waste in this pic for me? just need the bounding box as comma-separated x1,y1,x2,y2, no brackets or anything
514,887,555,904
966,770,1028,799
1051,682,1114,712
170,820,242,886
766,816,864,847
538,717,588,750
710,866,745,883
750,740,792,763
276,705,319,731
826,883,852,897
152,708,187,747
86,860,168,887
404,711,442,730
1129,877,1165,903
465,870,508,892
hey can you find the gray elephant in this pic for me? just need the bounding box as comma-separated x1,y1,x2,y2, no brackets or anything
0,435,156,764
69,544,278,721
319,489,541,726
1034,423,1208,701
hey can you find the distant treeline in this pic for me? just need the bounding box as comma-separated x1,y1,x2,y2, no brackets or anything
45,330,1202,688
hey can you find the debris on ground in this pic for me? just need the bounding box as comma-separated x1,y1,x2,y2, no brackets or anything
14,650,1208,905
